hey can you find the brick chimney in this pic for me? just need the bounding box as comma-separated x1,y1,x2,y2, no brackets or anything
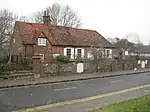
43,10,51,25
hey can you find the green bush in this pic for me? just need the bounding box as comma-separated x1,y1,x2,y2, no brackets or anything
53,55,69,64
53,55,70,76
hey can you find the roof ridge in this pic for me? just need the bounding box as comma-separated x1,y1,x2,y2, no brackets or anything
16,21,96,32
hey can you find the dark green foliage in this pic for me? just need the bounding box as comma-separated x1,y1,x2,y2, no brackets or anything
53,55,69,64
53,55,70,76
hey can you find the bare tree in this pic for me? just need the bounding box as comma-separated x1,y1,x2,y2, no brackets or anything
89,45,105,72
32,3,82,27
0,9,15,46
125,33,141,45
19,16,31,22
0,9,16,62
107,37,118,44
114,38,135,59
125,33,143,59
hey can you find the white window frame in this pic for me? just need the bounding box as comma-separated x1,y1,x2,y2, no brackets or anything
145,60,148,64
38,38,47,46
75,48,84,58
77,49,82,57
66,49,72,58
125,51,129,56
105,49,112,58
64,47,74,59
138,60,141,64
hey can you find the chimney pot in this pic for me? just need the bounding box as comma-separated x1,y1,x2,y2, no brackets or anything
43,10,51,25
46,9,49,16
44,10,46,16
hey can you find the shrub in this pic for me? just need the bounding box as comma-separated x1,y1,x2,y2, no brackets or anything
53,55,70,76
53,55,69,64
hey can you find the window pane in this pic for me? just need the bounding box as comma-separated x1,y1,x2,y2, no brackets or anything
67,49,71,58
77,49,82,57
38,38,46,46
38,38,41,44
107,50,110,57
41,38,43,44
43,38,46,44
77,49,81,54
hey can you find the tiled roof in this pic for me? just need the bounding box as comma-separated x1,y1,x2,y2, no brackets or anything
133,45,150,53
16,21,114,48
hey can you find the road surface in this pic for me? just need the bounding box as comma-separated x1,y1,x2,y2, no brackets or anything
0,72,150,112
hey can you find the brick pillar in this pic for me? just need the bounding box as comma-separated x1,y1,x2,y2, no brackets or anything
32,54,43,75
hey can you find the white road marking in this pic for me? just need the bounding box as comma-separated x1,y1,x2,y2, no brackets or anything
90,84,94,86
110,80,122,83
53,87,77,92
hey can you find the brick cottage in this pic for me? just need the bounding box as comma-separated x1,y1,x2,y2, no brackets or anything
10,10,115,63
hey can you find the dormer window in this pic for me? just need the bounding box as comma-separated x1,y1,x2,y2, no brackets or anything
38,38,46,46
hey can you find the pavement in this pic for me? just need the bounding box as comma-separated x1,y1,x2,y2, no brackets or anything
0,69,150,88
0,71,150,112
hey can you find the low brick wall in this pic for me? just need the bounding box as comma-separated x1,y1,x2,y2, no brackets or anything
42,59,150,76
1,59,150,78
44,63,77,76
110,60,137,71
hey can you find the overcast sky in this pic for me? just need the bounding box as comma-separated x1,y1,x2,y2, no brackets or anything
1,0,150,44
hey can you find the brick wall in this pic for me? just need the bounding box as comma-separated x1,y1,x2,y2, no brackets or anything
44,62,76,76
42,59,150,76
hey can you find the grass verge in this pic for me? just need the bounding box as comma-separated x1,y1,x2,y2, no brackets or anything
90,94,150,112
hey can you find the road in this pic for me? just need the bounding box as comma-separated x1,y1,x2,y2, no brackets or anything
0,72,150,112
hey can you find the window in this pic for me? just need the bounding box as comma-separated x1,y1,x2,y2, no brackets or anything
145,60,148,64
38,38,46,46
75,48,84,58
125,51,129,55
138,60,141,64
106,50,110,57
105,49,112,58
64,47,74,59
77,49,82,58
66,49,71,58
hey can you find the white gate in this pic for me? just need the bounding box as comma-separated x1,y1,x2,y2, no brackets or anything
77,63,84,73
141,61,145,68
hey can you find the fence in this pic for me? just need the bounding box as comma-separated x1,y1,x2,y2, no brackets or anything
0,57,33,73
